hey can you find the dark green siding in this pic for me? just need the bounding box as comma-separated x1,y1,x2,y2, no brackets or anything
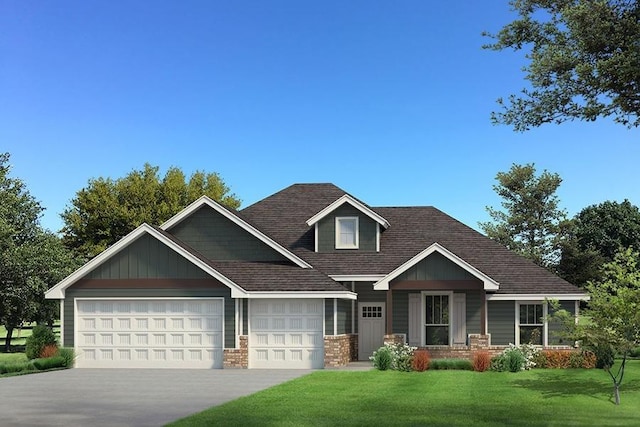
64,288,235,348
242,299,248,335
392,291,409,335
395,252,477,281
488,301,515,345
466,291,483,335
324,299,333,335
548,301,575,345
169,206,288,262
317,204,377,252
354,282,385,303
337,299,352,334
87,234,210,280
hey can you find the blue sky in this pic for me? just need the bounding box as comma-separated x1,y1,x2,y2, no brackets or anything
2,1,638,233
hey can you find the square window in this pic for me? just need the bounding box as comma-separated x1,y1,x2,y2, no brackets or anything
336,217,359,249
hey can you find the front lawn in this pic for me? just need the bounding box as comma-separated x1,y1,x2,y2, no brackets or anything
0,353,27,364
169,361,640,426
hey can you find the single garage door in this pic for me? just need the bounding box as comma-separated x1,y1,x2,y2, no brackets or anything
75,298,224,369
249,299,324,369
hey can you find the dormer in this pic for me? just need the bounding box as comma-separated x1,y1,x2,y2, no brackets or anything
306,194,390,253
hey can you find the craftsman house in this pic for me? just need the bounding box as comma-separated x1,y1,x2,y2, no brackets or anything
45,183,587,369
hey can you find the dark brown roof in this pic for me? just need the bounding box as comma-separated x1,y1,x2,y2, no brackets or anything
241,184,584,295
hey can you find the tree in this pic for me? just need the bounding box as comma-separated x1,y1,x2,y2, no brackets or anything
0,153,78,351
479,163,568,268
61,163,241,259
484,0,640,130
558,200,640,286
570,247,640,405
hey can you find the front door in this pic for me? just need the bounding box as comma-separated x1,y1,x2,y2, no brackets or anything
358,302,385,360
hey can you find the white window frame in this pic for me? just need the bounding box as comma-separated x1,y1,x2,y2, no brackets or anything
422,291,453,346
516,302,548,346
335,216,359,249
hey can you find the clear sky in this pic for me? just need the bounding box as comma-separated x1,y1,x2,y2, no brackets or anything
2,1,638,233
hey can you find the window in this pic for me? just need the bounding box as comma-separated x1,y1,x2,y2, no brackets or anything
425,295,449,345
519,303,543,345
361,305,383,318
336,217,359,249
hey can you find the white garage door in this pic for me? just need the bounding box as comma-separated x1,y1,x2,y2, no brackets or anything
249,299,324,369
75,298,224,369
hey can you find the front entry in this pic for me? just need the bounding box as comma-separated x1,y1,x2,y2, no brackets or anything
358,302,385,360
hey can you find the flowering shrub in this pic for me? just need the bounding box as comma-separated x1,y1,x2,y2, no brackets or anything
490,343,540,372
370,342,417,371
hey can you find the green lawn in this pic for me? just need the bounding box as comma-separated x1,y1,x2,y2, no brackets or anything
0,353,27,364
169,361,640,427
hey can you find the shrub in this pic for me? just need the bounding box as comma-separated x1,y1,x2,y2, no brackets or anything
371,346,393,370
370,343,417,372
507,351,525,372
532,350,547,368
429,358,473,370
581,351,597,369
544,350,572,368
412,350,431,372
40,344,59,359
2,362,33,374
490,354,507,372
629,347,640,358
32,356,66,371
490,344,539,372
472,351,491,372
58,347,75,368
25,325,57,360
593,344,615,369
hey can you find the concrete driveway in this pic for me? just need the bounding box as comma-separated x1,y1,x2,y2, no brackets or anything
0,368,312,427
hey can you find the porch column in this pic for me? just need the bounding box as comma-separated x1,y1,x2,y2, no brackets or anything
386,290,393,334
480,290,487,335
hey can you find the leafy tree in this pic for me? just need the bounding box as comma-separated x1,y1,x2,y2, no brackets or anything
484,0,640,130
558,200,640,286
565,248,640,405
479,163,568,268
61,163,241,259
0,153,78,351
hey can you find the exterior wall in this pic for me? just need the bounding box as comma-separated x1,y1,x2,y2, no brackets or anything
87,234,210,280
324,299,333,335
64,285,235,348
169,206,288,262
487,300,515,345
465,291,483,335
337,299,352,334
394,252,478,281
317,204,377,252
223,335,248,368
548,301,575,345
392,291,409,335
324,334,357,367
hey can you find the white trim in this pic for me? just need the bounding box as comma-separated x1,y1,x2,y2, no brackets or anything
335,216,359,249
333,298,338,335
351,282,355,334
306,194,390,229
244,291,357,300
575,300,580,325
421,291,454,346
373,242,500,291
161,196,312,269
59,300,64,346
314,223,319,253
329,274,386,282
45,224,248,299
486,293,589,301
376,223,380,252
235,299,240,348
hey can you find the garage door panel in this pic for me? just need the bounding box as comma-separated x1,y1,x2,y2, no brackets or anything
76,298,223,369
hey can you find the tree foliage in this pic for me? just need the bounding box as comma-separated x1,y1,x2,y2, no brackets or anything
480,163,568,268
0,153,78,351
61,163,241,259
484,0,640,130
558,200,640,286
572,248,640,404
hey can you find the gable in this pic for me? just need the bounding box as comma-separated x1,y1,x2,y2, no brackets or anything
392,252,478,282
317,204,378,252
85,234,211,280
169,206,289,262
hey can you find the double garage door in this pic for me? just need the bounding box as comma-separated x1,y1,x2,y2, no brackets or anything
75,298,224,369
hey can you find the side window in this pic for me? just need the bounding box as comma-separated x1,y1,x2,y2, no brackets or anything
519,303,543,345
335,217,359,249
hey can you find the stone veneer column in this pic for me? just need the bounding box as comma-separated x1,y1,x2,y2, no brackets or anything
223,335,248,368
324,335,356,368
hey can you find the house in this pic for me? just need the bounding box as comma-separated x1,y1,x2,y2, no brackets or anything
45,183,588,369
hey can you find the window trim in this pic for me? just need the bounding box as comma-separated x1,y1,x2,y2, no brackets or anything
515,302,548,346
335,216,359,249
422,291,453,346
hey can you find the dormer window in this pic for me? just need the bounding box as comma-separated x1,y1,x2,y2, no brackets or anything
336,217,359,249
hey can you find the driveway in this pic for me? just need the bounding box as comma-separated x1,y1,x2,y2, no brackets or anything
0,368,312,426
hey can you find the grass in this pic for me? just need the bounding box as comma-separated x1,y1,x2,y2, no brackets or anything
0,353,27,364
0,322,60,351
169,361,640,427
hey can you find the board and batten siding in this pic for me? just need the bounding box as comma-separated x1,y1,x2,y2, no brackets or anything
64,287,235,348
317,204,377,252
168,206,288,262
394,252,478,282
465,291,483,335
488,300,515,345
392,291,409,335
87,234,211,280
337,299,352,335
548,300,575,345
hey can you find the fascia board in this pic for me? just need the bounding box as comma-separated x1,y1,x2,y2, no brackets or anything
244,291,357,300
306,194,390,229
329,275,386,282
486,293,590,301
45,224,248,299
373,242,500,291
161,196,312,269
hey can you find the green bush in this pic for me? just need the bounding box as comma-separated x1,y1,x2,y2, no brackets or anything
58,347,75,367
629,347,640,358
507,351,525,372
32,356,65,370
491,344,539,372
429,359,473,370
25,325,58,360
372,346,393,370
593,344,615,369
2,361,34,373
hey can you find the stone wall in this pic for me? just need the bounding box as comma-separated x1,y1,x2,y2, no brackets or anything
324,334,357,368
223,335,248,368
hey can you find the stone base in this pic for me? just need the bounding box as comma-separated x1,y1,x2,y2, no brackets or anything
223,335,248,368
324,334,357,368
